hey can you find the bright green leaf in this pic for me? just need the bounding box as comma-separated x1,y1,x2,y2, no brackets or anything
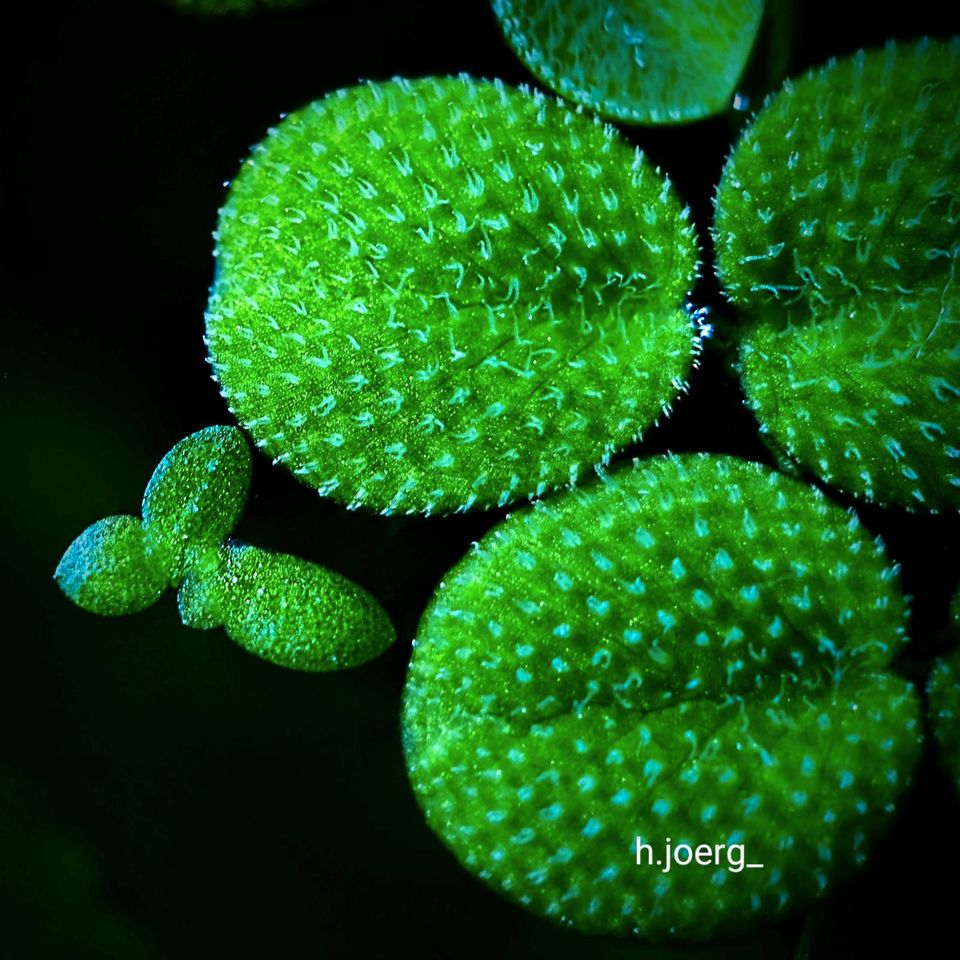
178,542,396,671
403,455,921,938
207,76,699,515
492,0,765,124
55,516,168,617
141,425,251,581
715,38,960,511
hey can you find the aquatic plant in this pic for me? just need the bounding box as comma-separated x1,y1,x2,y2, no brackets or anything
403,454,921,939
56,426,394,671
49,13,958,946
714,38,960,511
491,0,765,124
206,75,699,516
929,588,960,793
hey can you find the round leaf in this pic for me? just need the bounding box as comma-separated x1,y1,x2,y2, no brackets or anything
492,0,765,125
715,38,960,511
207,76,699,515
403,455,921,938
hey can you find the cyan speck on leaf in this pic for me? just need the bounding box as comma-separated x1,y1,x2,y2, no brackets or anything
492,0,764,125
56,426,394,672
206,75,699,516
714,37,960,511
142,425,251,581
403,455,921,939
178,542,395,671
55,515,168,616
928,588,960,794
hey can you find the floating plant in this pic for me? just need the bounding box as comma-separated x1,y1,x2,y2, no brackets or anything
403,455,921,939
928,588,960,793
491,0,765,125
206,75,700,516
714,38,960,511
55,427,394,671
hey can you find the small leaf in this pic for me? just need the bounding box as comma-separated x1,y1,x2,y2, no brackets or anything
55,516,168,616
175,548,225,630
177,542,395,671
142,426,251,581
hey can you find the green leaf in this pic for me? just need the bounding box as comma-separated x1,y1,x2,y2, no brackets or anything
178,543,395,671
57,426,391,673
206,76,699,515
174,547,225,631
403,455,921,939
141,426,251,581
55,516,168,616
714,38,960,511
928,589,960,793
492,0,765,124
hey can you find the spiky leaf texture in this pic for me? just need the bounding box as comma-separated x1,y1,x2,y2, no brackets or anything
142,425,251,581
55,515,168,616
206,76,699,516
178,542,396,671
491,0,764,125
403,455,920,939
714,38,960,511
928,588,960,793
56,427,394,671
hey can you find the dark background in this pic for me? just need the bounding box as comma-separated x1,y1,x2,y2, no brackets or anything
3,1,960,956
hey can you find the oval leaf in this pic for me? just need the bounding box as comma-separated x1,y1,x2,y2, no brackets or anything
178,542,395,671
55,515,168,616
142,425,251,581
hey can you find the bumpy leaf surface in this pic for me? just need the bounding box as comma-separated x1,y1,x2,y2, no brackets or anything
492,0,764,125
403,455,921,938
55,515,168,616
142,425,252,581
715,39,960,511
207,76,699,515
178,543,396,670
